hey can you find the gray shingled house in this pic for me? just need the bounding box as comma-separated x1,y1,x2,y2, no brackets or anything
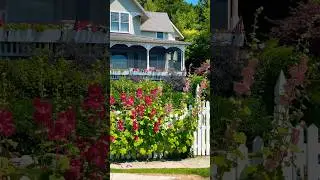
110,0,190,80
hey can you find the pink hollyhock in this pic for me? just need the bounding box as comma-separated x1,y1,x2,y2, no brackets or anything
110,135,116,143
110,96,115,105
136,104,145,117
136,88,143,99
33,98,53,128
88,83,103,98
153,122,160,133
120,92,126,103
150,88,158,98
132,119,139,131
149,108,157,119
144,96,153,106
0,109,16,137
183,79,190,92
117,120,125,131
130,109,137,119
126,96,135,107
64,158,82,180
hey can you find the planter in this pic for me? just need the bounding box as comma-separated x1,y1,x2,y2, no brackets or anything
74,30,91,43
7,29,35,42
34,29,61,42
89,31,108,44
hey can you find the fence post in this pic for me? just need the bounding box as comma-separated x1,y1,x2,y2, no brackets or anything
252,136,264,165
237,144,248,178
206,101,210,155
307,124,319,180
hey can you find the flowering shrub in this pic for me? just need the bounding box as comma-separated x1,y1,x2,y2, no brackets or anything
110,79,199,159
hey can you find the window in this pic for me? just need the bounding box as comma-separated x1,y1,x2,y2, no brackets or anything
111,12,129,32
156,32,164,39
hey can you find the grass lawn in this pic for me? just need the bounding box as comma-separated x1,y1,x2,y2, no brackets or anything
110,168,210,177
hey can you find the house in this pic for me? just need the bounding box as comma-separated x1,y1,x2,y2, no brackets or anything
211,0,245,46
110,0,190,80
0,0,108,59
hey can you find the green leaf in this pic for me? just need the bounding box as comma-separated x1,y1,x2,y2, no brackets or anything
57,156,70,171
277,127,289,134
233,132,247,144
212,156,228,167
49,174,65,180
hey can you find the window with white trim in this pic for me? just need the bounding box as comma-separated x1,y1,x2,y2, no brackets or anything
156,32,164,39
111,12,129,33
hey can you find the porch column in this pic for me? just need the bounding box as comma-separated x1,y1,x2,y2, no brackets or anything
146,46,150,70
165,52,169,72
181,50,185,71
232,0,239,28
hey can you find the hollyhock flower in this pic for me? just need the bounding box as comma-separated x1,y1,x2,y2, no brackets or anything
33,98,53,128
144,96,152,106
183,79,190,92
150,88,158,98
233,82,251,96
110,135,116,143
136,104,145,117
153,122,160,133
48,121,67,141
64,158,82,180
130,109,137,119
134,135,139,141
126,96,135,107
120,92,126,103
132,119,139,131
83,98,103,110
88,83,103,98
0,109,16,137
117,120,124,131
136,88,143,99
150,108,157,119
110,96,115,105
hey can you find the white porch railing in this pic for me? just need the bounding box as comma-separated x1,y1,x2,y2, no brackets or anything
110,69,185,80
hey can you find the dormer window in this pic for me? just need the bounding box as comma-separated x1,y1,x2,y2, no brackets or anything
111,12,129,33
156,32,164,39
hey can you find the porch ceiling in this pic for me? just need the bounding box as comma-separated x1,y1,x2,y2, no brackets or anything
110,33,190,47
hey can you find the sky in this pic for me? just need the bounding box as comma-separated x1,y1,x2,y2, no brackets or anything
185,0,198,5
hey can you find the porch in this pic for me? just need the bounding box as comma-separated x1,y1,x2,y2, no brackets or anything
110,33,189,80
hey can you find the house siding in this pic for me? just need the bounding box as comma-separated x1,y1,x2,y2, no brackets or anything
110,0,141,14
141,31,169,40
133,16,141,35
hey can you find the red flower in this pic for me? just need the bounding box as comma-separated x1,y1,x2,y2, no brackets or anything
120,92,126,103
48,121,67,141
150,108,157,119
130,109,137,119
126,96,135,107
33,98,53,128
136,88,143,99
134,135,139,141
233,82,251,96
0,109,15,137
88,83,103,98
110,135,116,143
117,120,124,131
150,88,158,98
165,104,172,114
110,96,115,105
132,119,139,131
153,122,160,133
83,98,103,110
64,158,82,180
136,104,145,117
144,96,152,106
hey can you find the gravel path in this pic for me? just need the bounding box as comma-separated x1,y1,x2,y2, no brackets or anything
110,173,210,180
110,156,210,169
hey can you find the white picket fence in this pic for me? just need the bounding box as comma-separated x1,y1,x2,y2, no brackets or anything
212,70,320,179
192,100,210,156
212,124,320,180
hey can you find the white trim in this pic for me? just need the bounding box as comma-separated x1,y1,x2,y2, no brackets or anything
110,11,131,34
132,0,149,19
170,21,184,39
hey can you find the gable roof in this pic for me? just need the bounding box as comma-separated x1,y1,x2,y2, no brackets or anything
132,0,149,18
140,12,184,39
